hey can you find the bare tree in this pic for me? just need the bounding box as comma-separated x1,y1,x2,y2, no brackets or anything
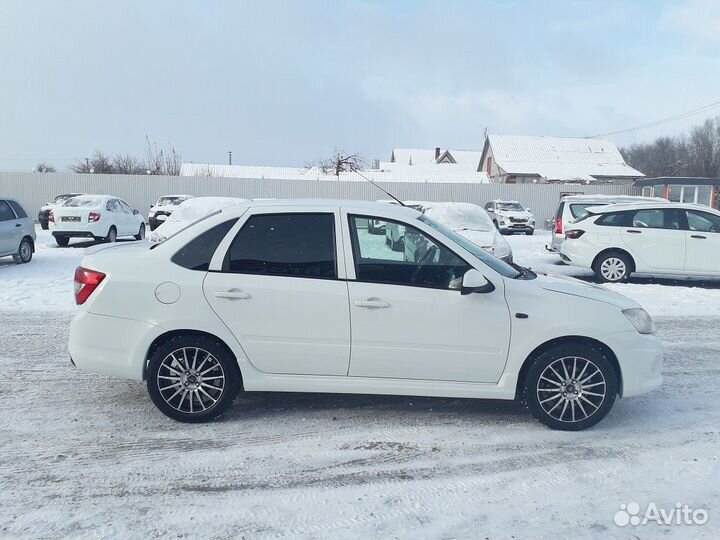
306,147,366,176
34,162,56,173
145,136,182,175
113,153,146,175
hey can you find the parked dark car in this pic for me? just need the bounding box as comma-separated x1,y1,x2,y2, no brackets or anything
38,193,84,230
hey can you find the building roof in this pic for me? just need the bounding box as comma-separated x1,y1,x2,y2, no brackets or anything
483,135,644,181
389,148,483,170
180,163,490,184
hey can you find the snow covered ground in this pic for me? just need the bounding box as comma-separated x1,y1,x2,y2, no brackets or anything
1,227,719,539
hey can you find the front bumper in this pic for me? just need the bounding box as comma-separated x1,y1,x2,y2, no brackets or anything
605,331,664,397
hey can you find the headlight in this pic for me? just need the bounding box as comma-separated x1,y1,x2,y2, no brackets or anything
622,308,655,334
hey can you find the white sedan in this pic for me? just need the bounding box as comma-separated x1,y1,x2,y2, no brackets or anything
421,202,513,262
561,202,720,282
69,199,662,430
51,194,146,246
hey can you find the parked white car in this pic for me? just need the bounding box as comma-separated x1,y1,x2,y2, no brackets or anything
148,194,194,231
484,200,535,235
51,195,146,246
561,202,720,282
149,196,248,244
69,199,662,430
421,202,513,262
547,194,668,254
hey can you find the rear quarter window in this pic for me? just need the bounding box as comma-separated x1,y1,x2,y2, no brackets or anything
595,212,629,227
171,219,238,271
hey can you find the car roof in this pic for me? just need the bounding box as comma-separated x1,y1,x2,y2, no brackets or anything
587,202,720,214
225,198,423,218
560,194,665,203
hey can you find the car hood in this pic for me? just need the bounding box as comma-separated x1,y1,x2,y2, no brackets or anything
151,205,180,213
534,272,639,309
454,228,495,248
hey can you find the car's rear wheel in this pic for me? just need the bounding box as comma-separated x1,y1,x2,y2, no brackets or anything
13,238,33,264
524,344,618,431
104,226,117,243
594,251,632,283
526,229,534,236
55,236,69,247
147,335,241,423
134,223,145,241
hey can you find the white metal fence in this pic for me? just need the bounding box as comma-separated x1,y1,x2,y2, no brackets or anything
0,171,640,227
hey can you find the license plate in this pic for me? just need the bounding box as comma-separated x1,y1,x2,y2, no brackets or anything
62,216,80,222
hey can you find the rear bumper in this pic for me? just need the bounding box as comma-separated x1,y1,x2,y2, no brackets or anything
605,331,664,397
52,230,96,239
69,309,162,381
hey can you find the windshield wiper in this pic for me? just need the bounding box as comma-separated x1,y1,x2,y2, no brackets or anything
509,262,536,280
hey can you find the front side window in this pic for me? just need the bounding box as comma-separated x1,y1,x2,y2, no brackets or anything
349,215,471,290
0,200,15,222
224,213,336,279
631,209,682,230
686,210,720,233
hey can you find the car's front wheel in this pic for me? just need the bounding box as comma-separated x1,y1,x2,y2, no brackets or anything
146,335,241,423
524,344,618,431
13,238,33,264
594,251,632,283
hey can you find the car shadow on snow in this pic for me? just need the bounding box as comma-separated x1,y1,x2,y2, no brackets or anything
47,238,139,249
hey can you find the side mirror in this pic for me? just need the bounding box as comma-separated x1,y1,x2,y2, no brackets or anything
526,207,531,212
150,204,154,209
133,209,139,215
461,269,495,295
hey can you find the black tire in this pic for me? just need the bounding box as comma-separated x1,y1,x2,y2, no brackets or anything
55,236,69,247
40,221,49,230
526,229,534,236
12,238,33,264
524,343,618,431
147,335,241,423
593,251,632,283
104,226,117,243
134,223,146,241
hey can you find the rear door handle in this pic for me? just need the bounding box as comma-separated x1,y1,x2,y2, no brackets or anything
214,290,251,300
626,229,642,234
354,299,391,308
691,234,707,239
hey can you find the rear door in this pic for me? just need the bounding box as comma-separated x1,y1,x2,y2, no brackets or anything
684,209,720,275
0,200,17,255
203,207,352,376
620,208,686,272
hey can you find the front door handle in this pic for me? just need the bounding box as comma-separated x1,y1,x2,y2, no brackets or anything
691,234,707,239
626,229,642,234
214,290,251,300
354,299,391,308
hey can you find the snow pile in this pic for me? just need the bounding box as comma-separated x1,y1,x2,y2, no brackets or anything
149,196,248,243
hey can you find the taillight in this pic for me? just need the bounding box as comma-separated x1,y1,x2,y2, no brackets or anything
88,212,101,223
49,211,54,223
74,267,106,305
556,217,563,234
565,229,585,239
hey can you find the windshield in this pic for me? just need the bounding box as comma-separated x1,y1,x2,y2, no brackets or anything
424,204,494,231
419,215,521,278
64,197,100,207
497,202,524,211
157,196,189,207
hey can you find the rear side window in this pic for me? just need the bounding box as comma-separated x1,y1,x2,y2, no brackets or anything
171,219,238,271
0,200,14,222
595,212,629,227
7,200,27,218
224,213,337,279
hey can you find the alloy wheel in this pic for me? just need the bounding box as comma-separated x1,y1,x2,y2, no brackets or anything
156,347,226,414
536,356,606,423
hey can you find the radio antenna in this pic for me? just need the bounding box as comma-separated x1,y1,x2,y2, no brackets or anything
353,169,406,207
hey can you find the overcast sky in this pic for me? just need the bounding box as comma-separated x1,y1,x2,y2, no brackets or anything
1,0,719,171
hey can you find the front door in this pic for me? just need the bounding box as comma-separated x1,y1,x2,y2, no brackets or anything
344,214,511,383
203,210,351,376
684,209,720,275
620,208,686,272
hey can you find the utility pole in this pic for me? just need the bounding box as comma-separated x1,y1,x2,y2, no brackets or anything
228,151,232,165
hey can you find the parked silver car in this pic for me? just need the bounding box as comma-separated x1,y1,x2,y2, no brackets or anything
0,198,36,264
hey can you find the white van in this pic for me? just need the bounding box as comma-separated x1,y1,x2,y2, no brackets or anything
547,195,668,254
